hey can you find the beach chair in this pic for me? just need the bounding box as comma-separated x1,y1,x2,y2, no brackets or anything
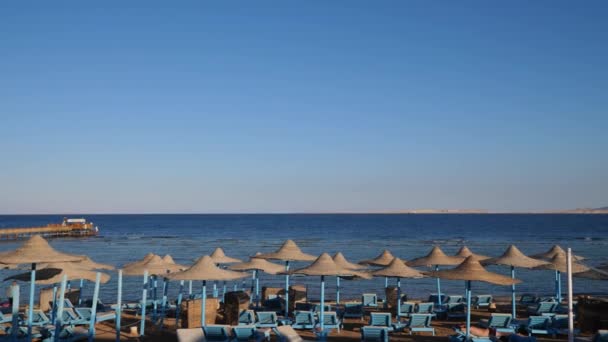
362,293,378,308
473,295,493,309
60,308,88,326
446,295,463,304
343,303,364,320
479,313,514,334
238,310,256,326
255,311,278,328
550,314,579,337
361,326,389,342
369,312,403,332
320,312,342,332
414,302,435,316
528,301,556,315
29,310,51,326
404,314,434,335
446,303,466,320
398,302,415,318
203,325,231,342
519,294,537,305
526,316,551,336
74,307,116,323
292,311,314,330
428,294,446,306
232,325,263,342
272,325,303,342
313,304,331,313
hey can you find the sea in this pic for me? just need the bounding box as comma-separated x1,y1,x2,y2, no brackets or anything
0,214,607,304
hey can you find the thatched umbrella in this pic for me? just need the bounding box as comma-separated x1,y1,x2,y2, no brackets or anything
426,257,521,339
209,248,242,300
332,252,366,304
371,258,424,317
531,245,584,261
168,255,248,326
229,253,284,307
359,250,396,304
0,235,83,341
288,253,370,337
573,267,608,281
407,246,464,306
255,240,316,317
482,245,548,318
454,246,490,261
533,252,589,301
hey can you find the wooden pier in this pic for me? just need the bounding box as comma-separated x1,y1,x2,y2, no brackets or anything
0,218,98,240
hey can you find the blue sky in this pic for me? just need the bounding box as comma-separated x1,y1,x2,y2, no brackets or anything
1,1,607,213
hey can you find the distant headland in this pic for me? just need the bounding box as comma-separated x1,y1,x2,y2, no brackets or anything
375,207,608,214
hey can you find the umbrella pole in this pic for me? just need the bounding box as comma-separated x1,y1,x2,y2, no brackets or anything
320,275,325,338
397,277,401,318
285,260,290,318
250,271,255,304
201,280,207,327
176,280,184,329
435,265,443,306
336,276,340,305
465,280,471,340
256,270,260,308
10,281,19,342
54,274,68,342
188,280,193,298
567,248,574,342
116,269,122,342
78,278,84,305
557,270,562,302
213,281,218,298
140,270,148,337
27,263,36,342
384,277,388,308
51,285,58,323
152,275,158,322
88,272,101,342
159,277,169,330
511,266,516,319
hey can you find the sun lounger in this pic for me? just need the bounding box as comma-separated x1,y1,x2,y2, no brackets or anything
60,308,88,326
343,303,364,320
428,293,446,306
370,312,404,332
232,325,266,341
73,307,116,323
519,294,537,305
292,311,314,330
446,295,464,304
361,326,389,342
398,302,415,318
405,313,434,335
238,310,256,325
29,310,51,326
479,313,514,334
313,304,331,313
526,316,551,336
446,303,466,320
362,294,378,308
255,311,278,328
415,302,435,317
527,301,556,315
473,295,493,309
202,325,231,342
320,311,341,332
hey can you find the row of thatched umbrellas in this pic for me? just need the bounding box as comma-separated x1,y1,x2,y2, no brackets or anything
0,236,604,342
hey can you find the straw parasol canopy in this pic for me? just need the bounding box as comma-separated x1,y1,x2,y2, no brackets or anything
0,235,84,265
454,246,490,261
532,253,590,273
6,262,111,285
574,267,608,281
39,256,115,271
333,252,366,270
255,240,316,262
167,256,249,281
210,248,242,264
372,257,424,279
229,253,285,274
407,246,464,267
122,254,185,276
288,253,371,279
4,268,62,282
359,250,396,267
530,245,584,261
482,245,548,268
425,256,521,286
123,253,157,269
161,254,187,269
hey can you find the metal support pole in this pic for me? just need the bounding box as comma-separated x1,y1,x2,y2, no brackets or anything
115,270,122,342
384,276,388,307
256,270,260,308
51,286,58,323
397,278,401,318
78,278,84,305
140,270,148,337
557,270,562,302
250,271,255,304
213,281,218,298
27,263,36,342
10,282,20,342
511,266,516,319
175,280,184,328
88,272,101,342
285,260,290,317
201,280,207,327
435,265,442,306
188,280,193,298
159,277,169,330
336,276,341,305
54,275,68,342
152,275,158,321
465,280,471,340
567,248,574,342
320,275,325,334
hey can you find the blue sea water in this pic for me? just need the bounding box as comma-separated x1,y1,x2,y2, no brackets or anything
0,214,607,304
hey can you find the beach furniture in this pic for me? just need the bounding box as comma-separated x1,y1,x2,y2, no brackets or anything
273,325,304,342
202,325,231,342
320,311,341,332
313,304,331,313
60,308,89,326
398,302,415,318
414,302,434,316
428,294,446,306
550,314,579,337
255,311,278,328
527,301,556,315
526,316,551,336
445,303,466,320
519,294,537,305
479,313,514,334
369,312,403,332
292,311,314,330
343,303,364,320
229,254,285,309
232,325,264,341
39,325,88,342
238,310,255,326
362,293,378,307
404,314,434,335
361,326,389,342
446,295,464,304
29,310,51,326
473,295,492,308
73,307,116,323
332,252,366,304
370,257,424,318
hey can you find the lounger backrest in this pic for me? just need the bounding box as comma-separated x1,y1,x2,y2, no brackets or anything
314,304,331,313
447,295,463,304
428,294,446,304
32,310,50,324
322,312,338,325
75,308,92,321
61,309,79,323
361,326,388,342
256,311,277,325
489,314,511,328
520,294,537,304
475,295,492,304
232,326,256,341
528,316,549,329
238,310,255,325
203,325,229,341
362,293,377,306
536,302,556,314
409,314,431,328
370,312,391,327
400,302,415,313
416,302,434,313
294,311,314,325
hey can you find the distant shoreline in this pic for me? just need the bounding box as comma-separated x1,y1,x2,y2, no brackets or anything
1,210,608,215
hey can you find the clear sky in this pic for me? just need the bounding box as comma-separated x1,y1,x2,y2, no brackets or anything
1,1,607,214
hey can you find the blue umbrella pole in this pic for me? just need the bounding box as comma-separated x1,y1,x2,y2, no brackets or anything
27,263,36,342
285,261,290,317
511,266,516,319
175,280,184,329
435,265,443,306
465,280,472,340
140,270,148,337
115,270,122,342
